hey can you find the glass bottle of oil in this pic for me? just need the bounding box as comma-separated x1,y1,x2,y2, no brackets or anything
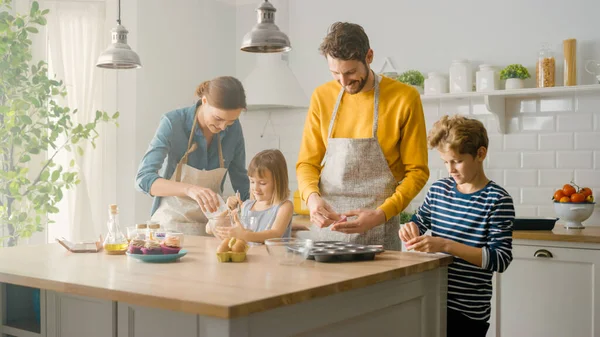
103,204,128,255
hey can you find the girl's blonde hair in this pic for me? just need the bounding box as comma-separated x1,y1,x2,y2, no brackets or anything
248,149,290,204
427,115,489,157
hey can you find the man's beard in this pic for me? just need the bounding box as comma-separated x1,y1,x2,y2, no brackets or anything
341,64,371,94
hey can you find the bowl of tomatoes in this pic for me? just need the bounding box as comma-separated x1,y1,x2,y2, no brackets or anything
553,182,595,229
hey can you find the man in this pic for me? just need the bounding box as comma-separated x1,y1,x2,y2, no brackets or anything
296,22,429,250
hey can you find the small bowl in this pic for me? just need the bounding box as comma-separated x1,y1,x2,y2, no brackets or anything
165,232,184,245
554,202,595,229
265,238,313,265
207,214,234,240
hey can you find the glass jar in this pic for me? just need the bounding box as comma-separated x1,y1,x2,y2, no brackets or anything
449,60,473,93
476,64,499,92
536,44,555,87
424,72,448,95
146,221,161,240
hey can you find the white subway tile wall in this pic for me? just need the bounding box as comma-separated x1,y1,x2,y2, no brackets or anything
238,92,600,226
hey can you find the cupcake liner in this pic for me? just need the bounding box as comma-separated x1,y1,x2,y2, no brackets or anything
141,247,162,255
160,243,181,255
128,246,143,255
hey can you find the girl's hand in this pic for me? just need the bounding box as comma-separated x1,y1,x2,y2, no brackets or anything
226,193,243,211
226,212,248,240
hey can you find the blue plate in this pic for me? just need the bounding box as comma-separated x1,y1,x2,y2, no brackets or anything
126,249,187,263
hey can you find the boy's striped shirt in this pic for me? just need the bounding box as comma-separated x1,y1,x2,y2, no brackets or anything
412,178,515,321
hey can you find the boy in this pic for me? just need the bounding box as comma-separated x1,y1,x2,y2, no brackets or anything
399,115,514,337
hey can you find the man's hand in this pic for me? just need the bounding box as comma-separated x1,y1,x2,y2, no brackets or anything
330,209,386,234
406,235,449,253
398,222,420,243
307,193,341,228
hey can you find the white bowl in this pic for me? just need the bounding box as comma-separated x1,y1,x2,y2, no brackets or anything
553,202,595,229
265,238,313,265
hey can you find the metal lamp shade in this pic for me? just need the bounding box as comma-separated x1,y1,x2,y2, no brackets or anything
96,25,141,69
240,0,291,53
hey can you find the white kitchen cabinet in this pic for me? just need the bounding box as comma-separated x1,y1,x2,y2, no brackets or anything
117,302,198,337
45,292,115,337
489,242,600,337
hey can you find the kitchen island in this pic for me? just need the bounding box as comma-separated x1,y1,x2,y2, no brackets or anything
0,236,452,337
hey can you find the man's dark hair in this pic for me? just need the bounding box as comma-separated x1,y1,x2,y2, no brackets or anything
319,22,370,62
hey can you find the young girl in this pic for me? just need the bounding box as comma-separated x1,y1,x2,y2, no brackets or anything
213,149,293,243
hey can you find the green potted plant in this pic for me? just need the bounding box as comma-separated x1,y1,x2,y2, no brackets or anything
500,64,530,90
396,70,425,94
0,1,118,246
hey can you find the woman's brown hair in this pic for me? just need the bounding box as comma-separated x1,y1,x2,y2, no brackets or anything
195,76,247,110
428,115,489,157
248,149,290,204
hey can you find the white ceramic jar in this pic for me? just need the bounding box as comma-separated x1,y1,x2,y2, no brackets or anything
476,64,499,92
449,60,473,93
424,72,448,95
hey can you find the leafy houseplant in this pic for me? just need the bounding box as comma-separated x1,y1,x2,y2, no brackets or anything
396,70,425,87
500,64,530,90
396,70,425,94
0,1,118,246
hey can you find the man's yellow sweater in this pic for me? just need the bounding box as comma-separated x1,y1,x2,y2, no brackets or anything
296,75,430,220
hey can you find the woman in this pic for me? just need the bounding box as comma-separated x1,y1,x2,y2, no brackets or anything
135,76,250,235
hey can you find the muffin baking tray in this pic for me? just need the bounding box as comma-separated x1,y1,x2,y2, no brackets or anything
307,241,385,263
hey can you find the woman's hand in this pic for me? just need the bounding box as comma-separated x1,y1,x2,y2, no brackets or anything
185,185,219,213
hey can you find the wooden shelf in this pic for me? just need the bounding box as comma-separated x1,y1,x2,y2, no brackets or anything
420,84,600,133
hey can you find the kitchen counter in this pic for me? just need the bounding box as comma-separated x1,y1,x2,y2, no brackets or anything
513,224,600,244
293,215,600,244
0,236,452,337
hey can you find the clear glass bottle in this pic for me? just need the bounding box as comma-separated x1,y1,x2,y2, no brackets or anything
103,204,128,255
536,44,555,88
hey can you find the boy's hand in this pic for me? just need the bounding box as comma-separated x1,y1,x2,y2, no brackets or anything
398,222,420,242
406,236,449,253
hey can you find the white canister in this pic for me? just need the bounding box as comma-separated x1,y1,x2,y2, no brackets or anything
476,64,499,92
424,72,449,95
449,60,473,93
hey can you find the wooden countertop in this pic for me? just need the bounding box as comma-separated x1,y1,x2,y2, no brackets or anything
0,236,452,319
292,215,600,244
513,225,600,244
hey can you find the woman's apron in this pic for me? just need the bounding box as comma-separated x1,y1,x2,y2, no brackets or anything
150,113,227,236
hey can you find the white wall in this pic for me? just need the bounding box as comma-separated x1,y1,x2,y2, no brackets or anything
111,0,600,226
115,0,238,225
235,0,600,225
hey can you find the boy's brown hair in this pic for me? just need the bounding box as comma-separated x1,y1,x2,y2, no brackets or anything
427,115,489,157
248,149,290,204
